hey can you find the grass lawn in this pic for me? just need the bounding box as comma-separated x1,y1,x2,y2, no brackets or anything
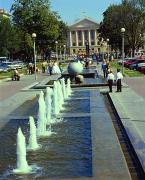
124,69,144,77
0,68,27,79
110,61,144,77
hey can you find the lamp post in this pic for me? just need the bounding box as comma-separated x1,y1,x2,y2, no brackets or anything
55,41,58,62
63,44,66,61
121,28,125,74
139,33,143,51
100,38,105,61
85,40,89,59
59,46,62,62
32,33,37,80
107,38,109,60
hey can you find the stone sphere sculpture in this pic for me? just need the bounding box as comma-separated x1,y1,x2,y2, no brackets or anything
67,62,83,75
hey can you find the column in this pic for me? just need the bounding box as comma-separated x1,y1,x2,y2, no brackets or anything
82,30,85,46
69,31,72,47
88,30,91,45
76,31,78,46
94,30,97,45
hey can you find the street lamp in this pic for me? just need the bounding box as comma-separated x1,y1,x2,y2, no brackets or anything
59,46,62,61
100,38,105,61
106,38,109,60
63,44,66,61
121,28,125,74
55,41,58,62
32,33,37,80
85,40,89,59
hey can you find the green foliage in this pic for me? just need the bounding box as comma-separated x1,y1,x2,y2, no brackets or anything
0,15,21,57
10,0,68,59
98,1,145,55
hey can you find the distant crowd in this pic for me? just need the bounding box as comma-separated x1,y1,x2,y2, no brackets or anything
27,60,62,75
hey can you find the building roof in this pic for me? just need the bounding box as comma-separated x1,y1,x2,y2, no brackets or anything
0,9,11,17
69,17,99,30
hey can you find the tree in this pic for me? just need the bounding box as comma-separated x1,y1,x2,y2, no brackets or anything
11,0,68,60
98,1,145,56
0,15,21,58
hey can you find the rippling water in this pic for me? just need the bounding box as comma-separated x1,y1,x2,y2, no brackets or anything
0,91,92,179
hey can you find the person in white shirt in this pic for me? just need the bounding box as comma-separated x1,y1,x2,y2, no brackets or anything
107,70,114,92
116,69,123,92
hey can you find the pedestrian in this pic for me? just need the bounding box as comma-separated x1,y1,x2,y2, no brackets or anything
47,62,53,75
102,60,107,78
107,70,114,92
59,62,63,73
12,68,20,81
42,61,46,73
116,69,123,92
92,52,97,61
28,62,33,74
85,60,89,69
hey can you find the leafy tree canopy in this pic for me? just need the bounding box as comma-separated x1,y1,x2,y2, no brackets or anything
10,0,68,59
0,15,21,57
98,1,145,55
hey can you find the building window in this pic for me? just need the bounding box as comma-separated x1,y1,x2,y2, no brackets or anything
91,41,95,45
91,30,95,40
78,31,82,40
73,49,76,53
79,42,82,46
73,42,76,46
72,31,75,35
84,30,88,41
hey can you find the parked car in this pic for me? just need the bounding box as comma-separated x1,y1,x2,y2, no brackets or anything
137,63,145,72
0,63,10,72
124,59,138,68
3,62,17,70
129,60,145,70
0,57,7,62
137,66,145,74
118,58,135,65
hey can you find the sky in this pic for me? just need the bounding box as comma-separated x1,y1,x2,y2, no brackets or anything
0,0,122,24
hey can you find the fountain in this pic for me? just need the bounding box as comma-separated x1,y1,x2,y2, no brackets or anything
66,78,72,98
13,128,32,174
37,91,52,137
0,60,133,180
45,87,53,124
52,81,59,115
60,78,67,100
27,116,40,151
57,80,64,110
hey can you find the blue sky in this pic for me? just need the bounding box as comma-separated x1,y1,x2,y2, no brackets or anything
0,0,121,24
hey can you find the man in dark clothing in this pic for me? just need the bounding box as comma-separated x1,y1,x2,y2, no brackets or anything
107,70,114,92
116,69,123,92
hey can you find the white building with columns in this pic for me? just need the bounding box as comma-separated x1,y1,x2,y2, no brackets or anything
68,18,107,55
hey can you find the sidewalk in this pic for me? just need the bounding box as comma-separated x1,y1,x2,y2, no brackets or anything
109,87,145,173
0,73,50,101
0,73,60,127
123,76,145,99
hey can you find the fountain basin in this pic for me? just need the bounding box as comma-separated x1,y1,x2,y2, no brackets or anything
0,89,131,180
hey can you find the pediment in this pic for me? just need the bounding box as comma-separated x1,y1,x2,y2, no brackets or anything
70,18,99,29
